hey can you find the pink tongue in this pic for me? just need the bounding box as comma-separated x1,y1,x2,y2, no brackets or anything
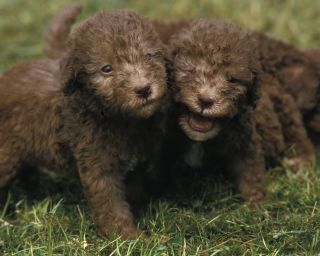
188,113,214,132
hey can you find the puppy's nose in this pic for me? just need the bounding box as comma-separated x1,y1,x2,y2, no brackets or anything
198,96,214,109
135,85,152,99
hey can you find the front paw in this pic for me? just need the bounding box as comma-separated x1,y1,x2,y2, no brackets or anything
247,192,270,205
96,212,141,239
239,184,268,204
283,154,315,173
119,225,146,240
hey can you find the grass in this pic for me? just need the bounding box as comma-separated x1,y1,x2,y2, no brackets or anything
0,0,320,255
1,167,320,255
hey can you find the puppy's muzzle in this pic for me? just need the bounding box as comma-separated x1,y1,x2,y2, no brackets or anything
135,84,152,99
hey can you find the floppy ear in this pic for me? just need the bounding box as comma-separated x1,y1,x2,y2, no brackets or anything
166,44,185,93
246,71,260,109
243,37,262,109
60,51,85,95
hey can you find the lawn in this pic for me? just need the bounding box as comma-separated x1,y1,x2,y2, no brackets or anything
0,0,320,255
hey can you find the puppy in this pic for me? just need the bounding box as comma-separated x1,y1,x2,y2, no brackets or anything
43,3,172,216
165,19,267,202
152,20,316,171
0,10,168,238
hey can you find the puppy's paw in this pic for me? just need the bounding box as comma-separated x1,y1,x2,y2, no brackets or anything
121,226,147,240
97,213,142,240
248,194,271,205
283,154,315,173
240,186,268,204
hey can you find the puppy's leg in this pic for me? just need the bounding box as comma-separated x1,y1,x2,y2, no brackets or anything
76,153,137,238
269,84,316,172
229,126,267,203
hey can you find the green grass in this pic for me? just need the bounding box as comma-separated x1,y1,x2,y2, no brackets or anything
0,0,320,255
1,167,320,255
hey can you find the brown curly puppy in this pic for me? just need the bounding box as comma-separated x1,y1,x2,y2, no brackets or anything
151,19,316,170
165,19,267,202
0,10,168,238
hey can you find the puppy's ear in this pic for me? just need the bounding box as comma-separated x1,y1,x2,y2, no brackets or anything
60,51,85,95
246,72,260,109
166,45,182,92
244,38,262,109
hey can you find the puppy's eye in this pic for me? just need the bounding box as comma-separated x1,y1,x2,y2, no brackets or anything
221,88,234,96
145,51,162,60
146,53,154,59
228,77,251,87
101,65,113,73
227,77,239,84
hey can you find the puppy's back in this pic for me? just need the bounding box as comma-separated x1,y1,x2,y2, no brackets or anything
1,60,59,97
0,60,62,122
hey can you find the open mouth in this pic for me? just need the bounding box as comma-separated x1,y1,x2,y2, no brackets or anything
188,112,216,133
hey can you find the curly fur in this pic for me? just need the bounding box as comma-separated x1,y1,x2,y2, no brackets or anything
0,10,169,238
255,74,315,170
253,32,318,168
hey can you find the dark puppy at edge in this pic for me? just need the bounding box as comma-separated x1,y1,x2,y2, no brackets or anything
0,10,168,238
254,32,318,167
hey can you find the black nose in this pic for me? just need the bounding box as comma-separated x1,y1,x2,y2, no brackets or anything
198,96,214,109
135,85,152,99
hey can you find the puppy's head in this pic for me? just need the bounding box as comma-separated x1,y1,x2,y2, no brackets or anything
61,10,167,119
169,20,260,142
